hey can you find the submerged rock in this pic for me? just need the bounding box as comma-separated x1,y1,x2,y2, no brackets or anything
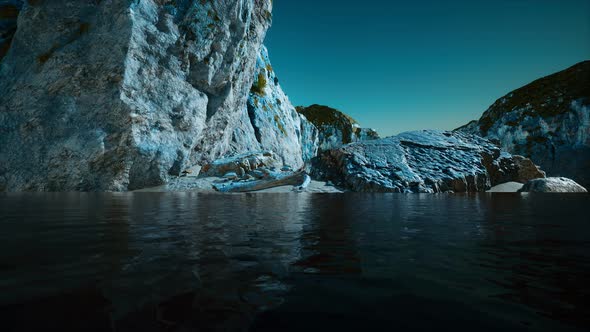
0,0,274,191
519,177,588,193
314,130,545,193
296,104,379,151
457,61,590,188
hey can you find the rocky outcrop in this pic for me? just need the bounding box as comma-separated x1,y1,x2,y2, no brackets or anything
457,61,590,188
296,104,379,151
314,130,545,193
0,0,275,191
199,151,279,178
519,177,588,193
229,46,318,169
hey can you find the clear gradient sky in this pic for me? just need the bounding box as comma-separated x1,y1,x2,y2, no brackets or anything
265,0,590,136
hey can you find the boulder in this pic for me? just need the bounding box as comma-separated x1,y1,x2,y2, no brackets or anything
518,177,588,193
314,130,545,193
199,151,279,178
483,154,546,185
0,1,22,61
296,104,379,151
457,61,590,188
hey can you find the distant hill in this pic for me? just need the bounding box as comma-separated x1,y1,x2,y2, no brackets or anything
457,61,590,187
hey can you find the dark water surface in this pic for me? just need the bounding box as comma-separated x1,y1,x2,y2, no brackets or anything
1,193,589,331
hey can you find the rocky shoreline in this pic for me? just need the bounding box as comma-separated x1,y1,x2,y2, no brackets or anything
0,1,588,194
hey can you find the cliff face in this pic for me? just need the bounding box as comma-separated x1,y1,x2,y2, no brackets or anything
457,61,590,187
0,0,274,191
230,46,319,169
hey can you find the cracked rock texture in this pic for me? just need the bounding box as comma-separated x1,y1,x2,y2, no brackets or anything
0,0,275,191
0,0,21,61
314,130,545,193
457,61,590,188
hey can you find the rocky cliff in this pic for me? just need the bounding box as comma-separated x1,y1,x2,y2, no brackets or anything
230,45,319,169
314,130,545,193
0,0,278,191
457,61,590,188
296,104,379,151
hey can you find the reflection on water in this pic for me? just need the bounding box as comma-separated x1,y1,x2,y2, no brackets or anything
0,193,589,331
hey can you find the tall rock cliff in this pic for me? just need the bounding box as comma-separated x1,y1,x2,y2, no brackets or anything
457,61,590,188
0,0,275,191
230,45,319,169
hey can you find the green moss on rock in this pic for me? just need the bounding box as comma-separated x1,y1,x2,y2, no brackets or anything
478,61,590,134
250,72,267,96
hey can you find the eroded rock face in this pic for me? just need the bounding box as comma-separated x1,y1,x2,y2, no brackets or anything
296,104,379,151
457,61,590,188
229,45,318,169
519,177,588,193
314,130,545,193
0,0,273,191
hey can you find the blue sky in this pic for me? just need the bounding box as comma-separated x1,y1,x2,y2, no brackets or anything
265,0,590,136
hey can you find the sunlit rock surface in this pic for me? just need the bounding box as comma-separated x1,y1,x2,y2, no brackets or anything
314,130,545,193
0,0,273,191
457,61,590,188
519,177,588,193
231,46,319,169
296,104,379,151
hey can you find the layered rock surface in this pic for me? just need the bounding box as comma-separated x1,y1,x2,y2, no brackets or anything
0,0,275,191
296,105,379,151
457,61,590,188
314,130,545,193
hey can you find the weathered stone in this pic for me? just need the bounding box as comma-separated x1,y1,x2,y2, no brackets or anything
482,154,545,185
231,46,319,169
314,130,545,193
457,61,590,188
519,177,588,193
0,0,274,191
296,104,379,151
199,151,279,178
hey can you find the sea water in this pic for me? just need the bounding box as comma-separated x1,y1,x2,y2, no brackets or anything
0,193,588,331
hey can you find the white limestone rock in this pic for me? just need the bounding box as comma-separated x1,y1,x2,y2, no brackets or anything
0,0,273,191
235,45,319,169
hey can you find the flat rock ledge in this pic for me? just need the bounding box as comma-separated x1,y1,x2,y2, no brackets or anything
313,130,545,193
518,177,588,193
